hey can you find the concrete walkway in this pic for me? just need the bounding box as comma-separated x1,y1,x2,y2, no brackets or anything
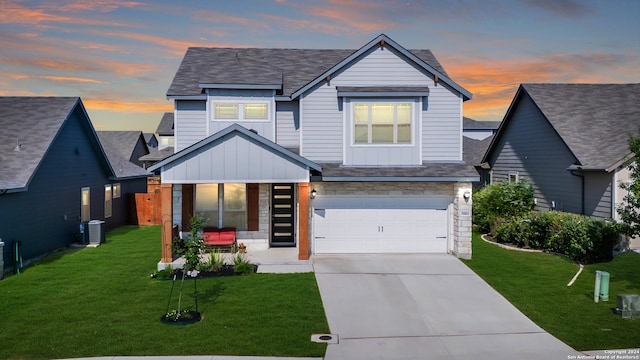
313,254,582,360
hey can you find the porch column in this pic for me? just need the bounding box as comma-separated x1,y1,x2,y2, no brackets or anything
298,182,310,260
160,183,173,265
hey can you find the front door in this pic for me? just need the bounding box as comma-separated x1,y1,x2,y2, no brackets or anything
271,183,295,247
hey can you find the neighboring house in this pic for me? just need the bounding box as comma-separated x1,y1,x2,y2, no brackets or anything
149,34,477,268
463,135,494,188
482,83,640,220
156,112,175,149
463,117,500,140
0,97,149,275
144,133,159,149
97,131,150,168
139,147,174,171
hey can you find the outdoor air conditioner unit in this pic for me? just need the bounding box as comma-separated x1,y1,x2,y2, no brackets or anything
616,294,640,319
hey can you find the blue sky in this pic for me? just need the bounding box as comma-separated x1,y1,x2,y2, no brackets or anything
1,0,638,133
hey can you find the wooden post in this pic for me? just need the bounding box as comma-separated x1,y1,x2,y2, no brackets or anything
298,182,310,260
160,183,173,264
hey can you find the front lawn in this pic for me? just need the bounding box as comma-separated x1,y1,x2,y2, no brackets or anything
462,232,640,351
0,226,329,359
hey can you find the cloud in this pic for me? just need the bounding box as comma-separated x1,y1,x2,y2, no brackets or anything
83,98,171,113
39,75,108,84
443,51,637,120
526,0,594,17
0,1,135,27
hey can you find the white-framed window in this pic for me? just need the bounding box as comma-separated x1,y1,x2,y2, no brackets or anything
113,183,121,199
353,101,412,144
213,102,269,121
104,184,112,218
195,183,247,230
81,187,90,222
508,171,519,184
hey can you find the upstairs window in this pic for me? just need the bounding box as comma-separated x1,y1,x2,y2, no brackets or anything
213,102,269,121
353,102,412,144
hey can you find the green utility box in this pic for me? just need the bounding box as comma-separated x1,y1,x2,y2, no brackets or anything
599,271,610,302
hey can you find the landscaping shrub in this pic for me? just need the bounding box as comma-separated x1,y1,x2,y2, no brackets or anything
473,180,535,233
495,211,621,263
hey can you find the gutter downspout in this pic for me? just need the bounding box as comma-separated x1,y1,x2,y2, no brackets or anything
569,170,585,215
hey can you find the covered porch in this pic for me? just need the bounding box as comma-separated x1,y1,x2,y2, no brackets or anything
148,124,321,269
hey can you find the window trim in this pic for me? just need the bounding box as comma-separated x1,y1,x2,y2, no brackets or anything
81,187,90,223
508,171,519,184
212,101,271,122
350,99,414,146
113,183,121,199
104,184,112,218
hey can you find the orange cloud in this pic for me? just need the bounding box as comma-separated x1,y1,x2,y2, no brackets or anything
0,1,134,27
286,1,393,33
39,75,108,84
83,98,171,113
442,52,638,121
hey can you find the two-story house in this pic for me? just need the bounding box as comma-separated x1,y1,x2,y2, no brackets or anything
149,34,477,268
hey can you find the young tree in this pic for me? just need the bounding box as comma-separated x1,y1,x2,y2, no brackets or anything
617,132,640,237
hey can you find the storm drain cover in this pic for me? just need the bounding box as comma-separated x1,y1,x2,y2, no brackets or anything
311,334,339,344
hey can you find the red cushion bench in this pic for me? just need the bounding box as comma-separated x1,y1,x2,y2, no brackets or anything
202,227,237,251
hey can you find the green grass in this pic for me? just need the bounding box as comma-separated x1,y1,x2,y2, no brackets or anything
0,226,329,359
462,232,640,351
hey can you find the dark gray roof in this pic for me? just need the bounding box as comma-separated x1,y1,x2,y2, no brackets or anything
463,117,501,130
97,131,148,162
317,162,479,181
156,112,174,136
168,40,449,99
143,133,157,144
139,147,174,162
521,84,640,170
100,144,150,179
463,135,494,167
0,97,103,190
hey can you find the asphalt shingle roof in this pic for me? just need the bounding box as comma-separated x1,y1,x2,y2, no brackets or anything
100,144,149,179
97,131,148,162
167,47,448,98
463,117,501,130
156,112,174,136
463,135,494,167
521,83,640,170
0,97,82,190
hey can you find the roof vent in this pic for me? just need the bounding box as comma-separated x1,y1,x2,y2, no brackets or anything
249,129,258,135
14,139,22,151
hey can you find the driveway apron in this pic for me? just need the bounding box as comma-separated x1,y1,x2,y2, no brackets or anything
313,254,581,360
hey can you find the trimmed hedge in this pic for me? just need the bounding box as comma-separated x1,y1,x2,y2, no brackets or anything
495,211,621,263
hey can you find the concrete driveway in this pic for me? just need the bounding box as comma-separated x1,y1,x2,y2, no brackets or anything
313,254,581,360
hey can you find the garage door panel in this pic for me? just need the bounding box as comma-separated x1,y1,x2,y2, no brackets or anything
313,207,448,254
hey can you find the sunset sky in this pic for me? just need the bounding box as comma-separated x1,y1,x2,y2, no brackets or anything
1,0,639,133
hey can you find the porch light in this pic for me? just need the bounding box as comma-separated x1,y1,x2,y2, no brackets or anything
463,190,471,202
310,189,317,199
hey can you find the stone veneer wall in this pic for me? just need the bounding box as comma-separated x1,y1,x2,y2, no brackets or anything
453,183,472,259
309,181,473,259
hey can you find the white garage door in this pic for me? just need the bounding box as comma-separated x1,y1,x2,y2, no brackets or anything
313,208,448,254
